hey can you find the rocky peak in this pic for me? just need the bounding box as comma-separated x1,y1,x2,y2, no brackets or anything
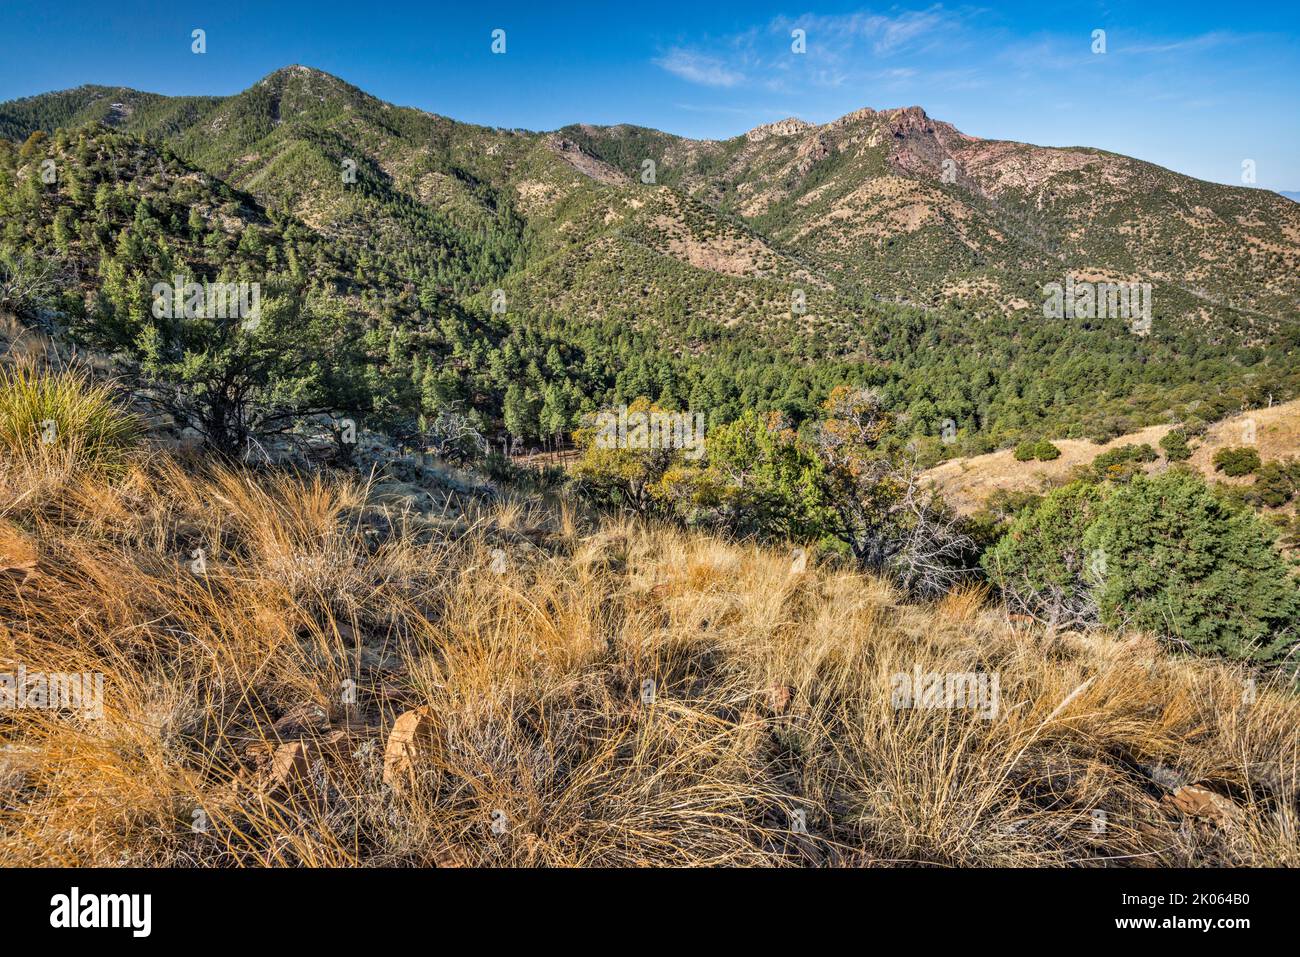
745,117,814,143
883,106,935,137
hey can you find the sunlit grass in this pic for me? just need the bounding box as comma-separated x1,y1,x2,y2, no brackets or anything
0,369,1296,867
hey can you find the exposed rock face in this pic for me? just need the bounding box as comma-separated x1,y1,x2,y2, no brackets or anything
883,106,936,138
745,118,814,143
546,135,629,186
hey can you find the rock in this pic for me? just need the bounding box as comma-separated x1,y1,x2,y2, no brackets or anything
1139,762,1188,793
1163,785,1243,829
316,728,359,763
269,741,312,794
434,845,471,868
745,117,814,143
333,714,382,735
766,684,795,715
382,706,436,789
271,702,330,738
372,481,432,510
241,724,363,800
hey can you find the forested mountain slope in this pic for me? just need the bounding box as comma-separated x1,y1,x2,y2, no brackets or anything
3,65,1298,449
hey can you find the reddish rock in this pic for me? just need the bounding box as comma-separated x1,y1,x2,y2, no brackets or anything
1163,785,1242,829
269,741,312,794
383,706,436,789
766,684,795,715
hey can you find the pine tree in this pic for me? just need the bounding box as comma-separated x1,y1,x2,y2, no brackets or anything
1085,470,1299,661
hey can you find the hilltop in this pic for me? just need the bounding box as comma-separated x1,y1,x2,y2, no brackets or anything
2,64,1298,454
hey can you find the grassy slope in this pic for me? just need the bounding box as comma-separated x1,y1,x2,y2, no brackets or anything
926,398,1300,516
1,386,1297,866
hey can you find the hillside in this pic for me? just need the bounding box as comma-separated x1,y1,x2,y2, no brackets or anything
3,65,1299,450
11,68,1299,324
565,104,1300,324
2,393,1297,867
925,398,1300,516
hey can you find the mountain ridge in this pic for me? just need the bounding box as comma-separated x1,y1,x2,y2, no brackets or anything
5,65,1277,187
3,64,1298,452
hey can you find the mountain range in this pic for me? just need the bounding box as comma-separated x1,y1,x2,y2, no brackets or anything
2,65,1298,448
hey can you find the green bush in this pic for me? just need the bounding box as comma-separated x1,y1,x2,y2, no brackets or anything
1091,443,1157,482
1084,470,1300,662
1159,429,1191,461
1248,460,1300,508
981,488,1044,521
1033,439,1061,461
1013,440,1038,462
1272,513,1300,551
1212,446,1261,477
982,482,1107,624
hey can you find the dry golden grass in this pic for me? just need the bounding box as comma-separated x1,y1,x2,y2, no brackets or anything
924,398,1300,517
1,439,1298,867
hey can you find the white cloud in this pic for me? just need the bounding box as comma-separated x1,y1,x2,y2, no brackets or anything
654,6,967,91
779,6,964,56
654,49,745,88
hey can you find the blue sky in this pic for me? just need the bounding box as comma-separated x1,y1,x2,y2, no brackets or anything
2,0,1297,189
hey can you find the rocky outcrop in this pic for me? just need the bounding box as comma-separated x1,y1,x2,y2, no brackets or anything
745,117,813,143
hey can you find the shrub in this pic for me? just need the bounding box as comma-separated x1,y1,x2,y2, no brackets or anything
1013,440,1038,462
982,482,1107,625
0,361,140,474
1249,460,1300,508
1091,443,1157,482
982,488,1044,521
0,248,60,316
1273,513,1300,550
1159,429,1191,462
1084,470,1300,662
670,409,832,541
1213,446,1261,477
812,387,972,597
573,397,700,514
1088,416,1134,444
1033,440,1061,461
87,276,369,456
